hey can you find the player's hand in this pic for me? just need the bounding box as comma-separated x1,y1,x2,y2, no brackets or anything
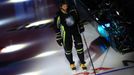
56,39,63,46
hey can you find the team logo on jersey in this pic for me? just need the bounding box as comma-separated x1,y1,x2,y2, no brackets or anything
65,16,74,26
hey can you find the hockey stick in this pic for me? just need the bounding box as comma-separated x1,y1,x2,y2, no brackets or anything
73,0,96,74
81,32,97,75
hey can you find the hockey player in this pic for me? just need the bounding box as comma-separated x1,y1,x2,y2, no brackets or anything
54,2,87,71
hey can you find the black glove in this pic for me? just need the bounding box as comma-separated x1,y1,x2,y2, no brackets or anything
56,39,63,46
78,23,85,33
56,32,63,46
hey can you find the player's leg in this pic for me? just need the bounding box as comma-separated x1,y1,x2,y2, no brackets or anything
73,27,87,70
61,26,76,70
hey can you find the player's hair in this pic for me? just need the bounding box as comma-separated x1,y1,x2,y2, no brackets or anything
59,1,68,8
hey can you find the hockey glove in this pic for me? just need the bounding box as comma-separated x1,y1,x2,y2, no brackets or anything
56,32,63,46
78,23,85,33
56,38,63,46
